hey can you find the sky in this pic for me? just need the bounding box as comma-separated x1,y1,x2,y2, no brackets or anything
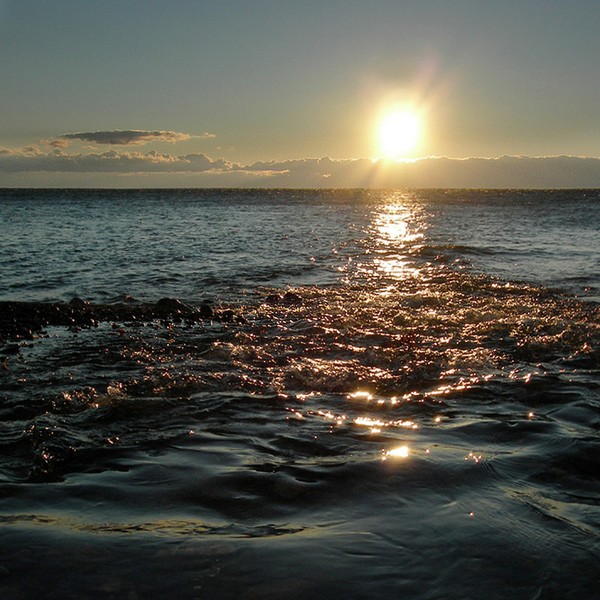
1,0,600,188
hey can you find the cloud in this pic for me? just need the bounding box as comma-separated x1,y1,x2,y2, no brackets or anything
46,138,70,149
370,155,600,189
0,148,234,173
22,146,41,155
243,155,600,189
58,129,195,146
1,149,600,188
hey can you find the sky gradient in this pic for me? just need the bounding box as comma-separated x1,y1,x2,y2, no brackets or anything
1,0,600,187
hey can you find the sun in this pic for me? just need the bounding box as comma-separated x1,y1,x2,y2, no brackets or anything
378,108,421,159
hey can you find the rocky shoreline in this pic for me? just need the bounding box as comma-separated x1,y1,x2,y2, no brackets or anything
0,297,245,350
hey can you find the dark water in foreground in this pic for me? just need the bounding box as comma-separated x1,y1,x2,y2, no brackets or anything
1,189,599,599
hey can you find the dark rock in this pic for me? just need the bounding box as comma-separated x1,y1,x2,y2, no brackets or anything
1,343,21,356
0,298,241,345
264,292,302,305
198,302,214,319
69,297,89,307
220,309,235,322
154,297,191,316
265,294,282,305
282,291,302,305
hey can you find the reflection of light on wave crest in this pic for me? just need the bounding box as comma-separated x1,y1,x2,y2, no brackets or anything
373,256,415,279
382,445,410,460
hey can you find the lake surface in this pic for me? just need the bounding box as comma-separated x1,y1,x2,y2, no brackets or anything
1,188,599,599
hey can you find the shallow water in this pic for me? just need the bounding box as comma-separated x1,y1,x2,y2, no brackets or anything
1,189,599,599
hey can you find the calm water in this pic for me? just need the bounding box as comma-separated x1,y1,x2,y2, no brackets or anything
1,189,599,599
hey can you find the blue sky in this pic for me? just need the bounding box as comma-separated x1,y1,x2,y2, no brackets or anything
1,0,600,187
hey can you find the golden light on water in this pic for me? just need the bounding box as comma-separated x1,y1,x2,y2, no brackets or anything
348,391,373,402
374,204,423,245
383,445,410,460
369,203,423,280
377,213,409,242
373,257,413,279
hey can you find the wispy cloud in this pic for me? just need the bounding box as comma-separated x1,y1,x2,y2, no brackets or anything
1,148,599,188
57,129,206,146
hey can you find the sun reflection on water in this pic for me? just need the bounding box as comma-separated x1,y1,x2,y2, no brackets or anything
348,390,373,402
364,201,426,281
382,445,410,460
373,203,424,246
373,256,415,279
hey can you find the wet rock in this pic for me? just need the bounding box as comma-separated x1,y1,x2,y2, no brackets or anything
265,292,302,306
69,297,90,307
282,291,302,305
154,297,191,316
0,298,243,345
197,302,213,319
1,343,21,356
220,309,235,322
265,294,282,305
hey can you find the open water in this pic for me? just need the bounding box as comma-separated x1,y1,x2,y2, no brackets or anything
1,188,599,599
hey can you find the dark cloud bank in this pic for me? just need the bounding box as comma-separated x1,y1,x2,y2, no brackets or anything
1,149,600,188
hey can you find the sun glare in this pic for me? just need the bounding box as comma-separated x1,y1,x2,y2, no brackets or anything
378,109,421,159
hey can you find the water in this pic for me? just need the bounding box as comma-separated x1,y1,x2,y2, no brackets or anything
1,189,599,599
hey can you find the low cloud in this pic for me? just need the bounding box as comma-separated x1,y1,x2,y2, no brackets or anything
46,138,70,149
58,129,197,146
0,148,233,173
1,149,600,188
22,146,42,155
241,155,600,188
